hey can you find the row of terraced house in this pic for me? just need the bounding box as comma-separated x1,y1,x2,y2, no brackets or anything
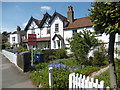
9,6,120,59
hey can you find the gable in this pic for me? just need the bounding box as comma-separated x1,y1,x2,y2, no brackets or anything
49,12,68,26
39,12,51,28
24,17,41,31
28,21,38,30
42,17,51,28
52,34,63,40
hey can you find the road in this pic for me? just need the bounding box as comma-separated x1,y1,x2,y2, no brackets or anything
1,53,37,88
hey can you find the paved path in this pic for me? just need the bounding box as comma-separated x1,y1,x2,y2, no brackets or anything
89,65,109,78
1,53,36,88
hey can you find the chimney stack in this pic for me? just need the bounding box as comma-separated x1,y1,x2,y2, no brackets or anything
17,26,21,31
67,6,74,23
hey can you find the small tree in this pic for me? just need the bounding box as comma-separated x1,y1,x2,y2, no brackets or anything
68,30,99,65
90,2,120,87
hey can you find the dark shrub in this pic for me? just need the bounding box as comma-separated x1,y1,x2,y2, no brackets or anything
42,49,55,62
42,49,68,62
92,50,108,66
54,49,67,59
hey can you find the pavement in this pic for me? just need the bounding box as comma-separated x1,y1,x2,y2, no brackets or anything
0,53,37,89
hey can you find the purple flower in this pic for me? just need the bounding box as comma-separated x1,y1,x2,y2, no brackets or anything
31,64,36,67
67,67,72,70
61,65,67,68
73,68,78,70
48,64,55,67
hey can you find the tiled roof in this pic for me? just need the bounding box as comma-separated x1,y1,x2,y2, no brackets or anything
52,34,63,40
49,11,68,25
37,37,50,41
12,31,18,34
12,30,26,35
34,19,42,25
20,30,26,36
64,16,93,30
22,37,50,42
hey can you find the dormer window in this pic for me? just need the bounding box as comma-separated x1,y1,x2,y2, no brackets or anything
55,24,59,32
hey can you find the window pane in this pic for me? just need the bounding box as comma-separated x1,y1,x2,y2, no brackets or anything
73,30,77,35
55,24,59,32
47,28,50,34
12,37,15,41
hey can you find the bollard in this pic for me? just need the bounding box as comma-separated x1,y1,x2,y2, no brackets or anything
49,67,53,88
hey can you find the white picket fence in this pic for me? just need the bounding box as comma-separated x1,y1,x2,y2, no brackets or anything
69,73,110,89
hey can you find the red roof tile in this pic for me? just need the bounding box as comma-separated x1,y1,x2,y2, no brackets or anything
34,19,42,25
37,37,50,41
22,37,50,42
64,16,93,30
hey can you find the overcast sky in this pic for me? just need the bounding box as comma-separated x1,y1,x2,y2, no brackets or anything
2,2,92,33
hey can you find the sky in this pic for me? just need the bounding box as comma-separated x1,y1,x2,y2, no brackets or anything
2,2,93,33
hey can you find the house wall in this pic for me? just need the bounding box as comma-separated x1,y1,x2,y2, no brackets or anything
64,27,94,48
50,16,64,49
41,18,51,37
64,27,120,59
26,21,40,38
10,33,20,46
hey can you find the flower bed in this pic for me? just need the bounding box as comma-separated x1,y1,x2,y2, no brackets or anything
48,63,78,71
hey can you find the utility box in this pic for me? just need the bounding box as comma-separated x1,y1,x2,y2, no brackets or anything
35,53,44,63
17,51,31,72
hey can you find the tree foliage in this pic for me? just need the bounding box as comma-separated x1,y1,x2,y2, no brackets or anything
1,31,11,49
90,2,120,34
90,2,120,88
68,30,99,65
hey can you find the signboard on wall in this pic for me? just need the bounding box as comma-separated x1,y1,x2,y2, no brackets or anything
28,34,37,46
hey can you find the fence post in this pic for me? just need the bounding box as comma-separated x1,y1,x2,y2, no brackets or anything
49,67,53,88
99,81,104,90
69,73,72,89
78,74,82,88
75,73,79,89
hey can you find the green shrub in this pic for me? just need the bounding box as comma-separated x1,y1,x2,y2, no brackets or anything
30,63,70,88
42,49,55,62
52,68,70,88
115,59,120,87
30,67,49,88
92,50,108,66
74,66,100,76
42,49,68,62
94,70,110,88
54,49,67,59
16,46,28,52
58,59,78,68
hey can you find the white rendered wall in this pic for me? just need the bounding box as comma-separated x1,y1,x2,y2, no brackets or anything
41,18,50,38
51,16,64,49
10,33,20,46
64,27,94,48
2,50,17,65
27,21,40,38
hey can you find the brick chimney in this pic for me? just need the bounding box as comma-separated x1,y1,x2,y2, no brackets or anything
67,6,74,23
